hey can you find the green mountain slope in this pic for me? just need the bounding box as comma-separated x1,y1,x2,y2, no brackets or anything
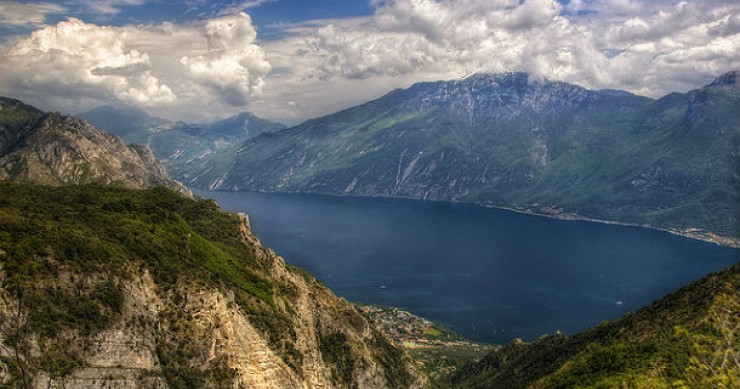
450,262,740,388
0,183,424,388
186,72,740,245
0,97,188,195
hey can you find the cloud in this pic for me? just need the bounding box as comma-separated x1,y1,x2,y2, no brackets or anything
1,17,174,106
312,0,590,82
504,0,562,31
181,13,271,105
252,0,609,122
1,0,738,125
75,0,146,15
0,12,270,121
248,0,740,123
218,0,275,15
0,2,65,26
592,1,740,93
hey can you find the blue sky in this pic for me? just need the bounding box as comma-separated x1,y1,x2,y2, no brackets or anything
0,0,378,41
1,0,576,36
0,0,738,124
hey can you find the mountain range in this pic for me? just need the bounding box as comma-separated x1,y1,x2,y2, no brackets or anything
80,105,284,180
184,71,740,246
0,69,738,387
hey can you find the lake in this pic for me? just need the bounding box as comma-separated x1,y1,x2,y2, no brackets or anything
191,188,739,344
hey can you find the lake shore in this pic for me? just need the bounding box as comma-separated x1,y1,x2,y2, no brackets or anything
480,203,740,249
196,187,739,249
359,304,495,384
193,186,739,247
189,187,740,344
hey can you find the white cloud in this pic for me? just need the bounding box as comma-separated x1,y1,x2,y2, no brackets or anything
0,13,270,121
603,0,644,15
593,1,740,92
218,0,275,15
2,17,174,105
0,0,738,125
248,0,740,123
252,0,609,123
76,0,146,15
0,2,65,26
181,13,271,105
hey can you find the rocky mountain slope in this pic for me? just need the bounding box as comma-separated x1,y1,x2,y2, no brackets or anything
185,72,740,245
450,261,740,388
80,105,284,179
0,97,188,195
0,183,425,388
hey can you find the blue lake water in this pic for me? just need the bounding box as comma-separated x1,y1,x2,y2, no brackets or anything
191,188,739,344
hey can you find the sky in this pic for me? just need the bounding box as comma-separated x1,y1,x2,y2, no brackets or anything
0,0,738,125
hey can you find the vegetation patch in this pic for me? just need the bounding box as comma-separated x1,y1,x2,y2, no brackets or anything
319,331,356,386
370,329,414,389
0,183,304,383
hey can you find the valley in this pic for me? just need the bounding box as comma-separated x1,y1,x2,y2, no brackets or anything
1,70,738,387
1,0,739,386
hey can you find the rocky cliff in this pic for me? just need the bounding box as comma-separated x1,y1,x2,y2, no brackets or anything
0,97,189,196
0,184,425,388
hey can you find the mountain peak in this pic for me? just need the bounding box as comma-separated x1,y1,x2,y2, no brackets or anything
463,71,530,83
81,104,167,138
0,96,44,116
708,71,738,87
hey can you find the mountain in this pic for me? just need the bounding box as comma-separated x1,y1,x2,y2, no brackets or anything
0,183,425,388
0,97,188,195
80,105,285,178
449,262,740,388
185,72,740,245
77,105,167,140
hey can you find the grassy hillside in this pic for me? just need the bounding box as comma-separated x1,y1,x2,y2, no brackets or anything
450,262,740,388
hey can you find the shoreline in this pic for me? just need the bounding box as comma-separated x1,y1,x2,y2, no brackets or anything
190,186,740,249
483,203,740,249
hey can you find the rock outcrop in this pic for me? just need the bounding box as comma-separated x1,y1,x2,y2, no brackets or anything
0,97,189,196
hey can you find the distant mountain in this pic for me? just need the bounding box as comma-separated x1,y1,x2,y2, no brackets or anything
185,72,740,245
0,183,424,388
78,104,167,140
0,97,189,195
80,105,285,177
450,262,740,388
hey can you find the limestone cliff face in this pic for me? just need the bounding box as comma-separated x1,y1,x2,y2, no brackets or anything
0,97,189,196
0,185,425,388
